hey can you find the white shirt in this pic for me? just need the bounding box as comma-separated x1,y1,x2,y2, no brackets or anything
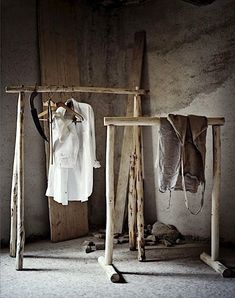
46,98,100,205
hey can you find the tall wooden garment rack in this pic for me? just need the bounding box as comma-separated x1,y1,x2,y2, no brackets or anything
98,116,232,283
6,85,148,270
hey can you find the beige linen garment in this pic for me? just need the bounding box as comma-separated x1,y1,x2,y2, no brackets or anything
158,114,208,214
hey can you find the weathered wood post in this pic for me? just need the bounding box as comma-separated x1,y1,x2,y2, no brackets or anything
16,92,25,270
134,95,145,261
115,32,146,234
211,125,221,261
98,124,120,282
9,93,21,257
104,125,115,265
200,122,231,277
128,152,137,250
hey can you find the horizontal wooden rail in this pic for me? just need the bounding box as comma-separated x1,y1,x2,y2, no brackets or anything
104,116,225,126
5,85,148,95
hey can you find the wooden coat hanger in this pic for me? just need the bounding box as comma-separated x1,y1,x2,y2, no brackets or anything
38,100,84,122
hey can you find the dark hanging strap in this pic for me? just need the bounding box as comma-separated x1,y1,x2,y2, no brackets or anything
30,91,48,142
48,98,54,165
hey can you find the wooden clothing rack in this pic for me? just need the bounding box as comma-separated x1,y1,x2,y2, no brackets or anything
98,115,233,283
6,85,148,270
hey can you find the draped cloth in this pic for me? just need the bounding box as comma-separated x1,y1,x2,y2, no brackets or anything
158,114,208,214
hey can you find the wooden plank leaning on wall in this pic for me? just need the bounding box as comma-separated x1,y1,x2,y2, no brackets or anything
38,0,88,242
114,31,146,235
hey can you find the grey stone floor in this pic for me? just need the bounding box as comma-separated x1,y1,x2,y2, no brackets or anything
1,236,235,298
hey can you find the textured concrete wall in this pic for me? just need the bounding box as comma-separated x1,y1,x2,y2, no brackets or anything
1,0,49,244
104,0,235,242
1,0,235,244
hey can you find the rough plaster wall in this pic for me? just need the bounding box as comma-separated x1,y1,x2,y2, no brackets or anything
106,0,235,242
1,0,49,244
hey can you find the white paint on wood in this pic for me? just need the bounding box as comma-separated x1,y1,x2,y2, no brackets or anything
104,125,115,265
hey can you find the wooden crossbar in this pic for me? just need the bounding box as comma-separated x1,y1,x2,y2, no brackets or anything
104,116,225,126
5,85,148,95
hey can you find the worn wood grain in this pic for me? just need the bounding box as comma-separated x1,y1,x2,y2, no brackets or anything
128,152,137,250
6,85,147,95
114,31,146,234
133,96,145,261
10,94,20,257
211,125,221,261
200,252,232,277
98,256,120,283
16,92,25,270
38,0,88,242
104,117,225,126
105,125,115,265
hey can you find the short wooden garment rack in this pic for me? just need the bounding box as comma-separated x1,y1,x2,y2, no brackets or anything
6,85,147,271
98,115,233,283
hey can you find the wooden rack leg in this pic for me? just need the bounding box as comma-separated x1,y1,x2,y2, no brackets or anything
16,92,25,270
133,95,145,261
99,125,120,282
136,131,145,261
211,125,221,261
105,125,115,265
10,95,20,257
128,153,137,250
200,125,231,277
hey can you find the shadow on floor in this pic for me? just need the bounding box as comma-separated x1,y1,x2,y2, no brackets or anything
120,271,226,279
21,268,61,272
24,254,98,261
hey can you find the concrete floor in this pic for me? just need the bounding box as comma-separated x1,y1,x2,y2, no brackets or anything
1,236,235,298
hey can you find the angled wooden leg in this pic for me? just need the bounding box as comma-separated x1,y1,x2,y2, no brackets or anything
16,92,25,270
10,96,20,257
10,153,18,257
128,153,137,251
98,125,120,283
136,128,145,261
